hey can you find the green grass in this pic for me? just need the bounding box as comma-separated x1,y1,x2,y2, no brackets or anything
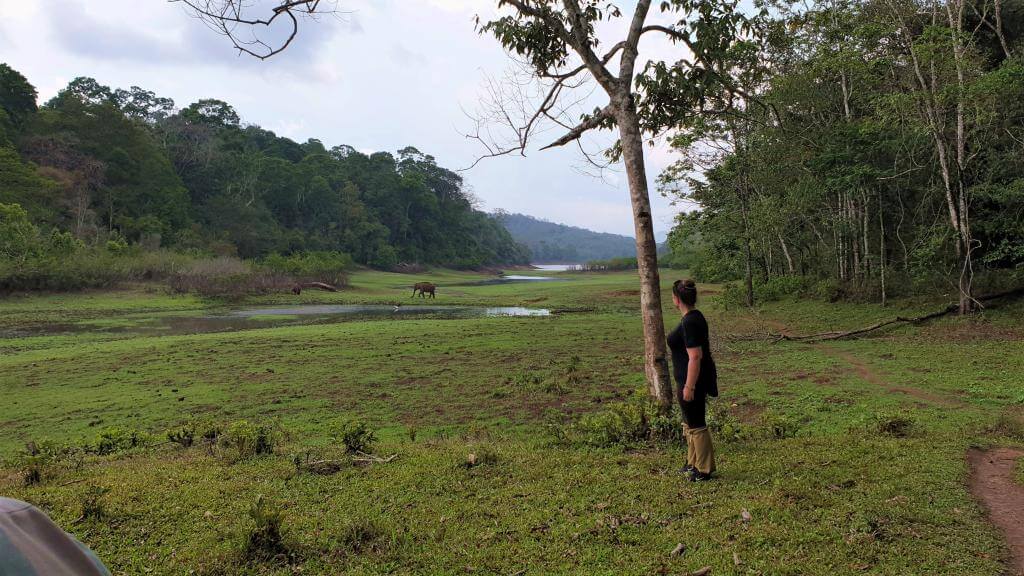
1,268,1021,574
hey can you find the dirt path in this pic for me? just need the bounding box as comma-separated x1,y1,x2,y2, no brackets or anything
814,345,969,408
747,312,967,408
969,448,1024,575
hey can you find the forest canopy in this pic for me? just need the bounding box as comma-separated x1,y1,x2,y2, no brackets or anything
661,0,1024,307
0,64,529,271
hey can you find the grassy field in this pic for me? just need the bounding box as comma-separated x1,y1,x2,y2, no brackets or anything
1,268,1023,575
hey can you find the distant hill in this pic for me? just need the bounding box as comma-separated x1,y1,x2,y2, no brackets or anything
496,212,637,263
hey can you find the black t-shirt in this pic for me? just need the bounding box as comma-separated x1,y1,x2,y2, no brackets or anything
667,309,716,394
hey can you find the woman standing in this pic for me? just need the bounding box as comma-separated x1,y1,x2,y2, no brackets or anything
667,279,717,481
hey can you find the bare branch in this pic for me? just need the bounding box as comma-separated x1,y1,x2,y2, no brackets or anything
172,0,342,60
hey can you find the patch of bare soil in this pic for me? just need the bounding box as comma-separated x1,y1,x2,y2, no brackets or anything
728,399,764,424
969,448,1024,575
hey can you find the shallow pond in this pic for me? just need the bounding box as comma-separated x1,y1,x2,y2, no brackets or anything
2,304,552,339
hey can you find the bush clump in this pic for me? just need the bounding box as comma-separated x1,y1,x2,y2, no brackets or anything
262,251,351,287
244,495,289,561
167,423,196,448
80,485,111,521
168,257,292,297
88,426,148,455
220,420,276,460
338,420,377,454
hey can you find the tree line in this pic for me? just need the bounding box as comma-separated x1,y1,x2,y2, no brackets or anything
0,64,529,273
662,0,1024,310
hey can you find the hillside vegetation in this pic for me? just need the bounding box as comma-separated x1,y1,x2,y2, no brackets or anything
498,212,636,263
0,64,528,287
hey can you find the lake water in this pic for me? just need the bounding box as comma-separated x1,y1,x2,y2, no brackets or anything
532,264,576,272
2,305,552,339
228,305,551,318
500,275,559,281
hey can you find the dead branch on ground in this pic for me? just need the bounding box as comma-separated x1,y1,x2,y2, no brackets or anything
770,287,1024,342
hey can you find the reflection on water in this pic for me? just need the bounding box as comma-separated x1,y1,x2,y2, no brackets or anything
2,304,552,339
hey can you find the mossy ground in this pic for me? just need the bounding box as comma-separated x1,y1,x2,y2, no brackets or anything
1,269,1022,574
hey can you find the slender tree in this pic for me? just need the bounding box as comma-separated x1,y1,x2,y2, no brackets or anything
471,0,760,411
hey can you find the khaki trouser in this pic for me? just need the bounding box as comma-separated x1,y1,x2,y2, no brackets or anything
684,424,716,475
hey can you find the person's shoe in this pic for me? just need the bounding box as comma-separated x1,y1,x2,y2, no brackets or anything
688,470,714,482
681,464,695,475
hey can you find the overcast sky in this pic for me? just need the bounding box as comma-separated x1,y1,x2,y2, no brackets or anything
0,0,693,238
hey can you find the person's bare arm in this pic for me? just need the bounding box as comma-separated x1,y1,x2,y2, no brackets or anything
683,346,702,402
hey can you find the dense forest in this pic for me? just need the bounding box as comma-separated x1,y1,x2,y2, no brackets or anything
497,212,637,263
662,0,1024,308
0,64,528,286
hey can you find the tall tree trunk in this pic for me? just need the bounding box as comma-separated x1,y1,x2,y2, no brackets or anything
744,236,755,307
879,191,887,307
861,189,870,277
947,0,975,313
779,230,795,274
615,100,673,413
739,190,754,307
993,0,1011,58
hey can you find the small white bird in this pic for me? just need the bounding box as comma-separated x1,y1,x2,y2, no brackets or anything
392,304,401,312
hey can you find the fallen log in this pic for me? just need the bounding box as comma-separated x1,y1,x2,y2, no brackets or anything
772,286,1024,343
291,281,339,295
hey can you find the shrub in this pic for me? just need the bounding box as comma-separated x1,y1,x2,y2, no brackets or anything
80,485,110,521
762,411,801,439
563,355,583,387
168,257,293,297
572,401,651,448
200,423,223,443
15,440,83,485
262,251,351,287
874,410,915,438
719,282,750,310
167,423,196,448
338,420,376,454
708,404,751,443
88,426,148,455
552,389,691,448
244,495,288,561
220,420,276,460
